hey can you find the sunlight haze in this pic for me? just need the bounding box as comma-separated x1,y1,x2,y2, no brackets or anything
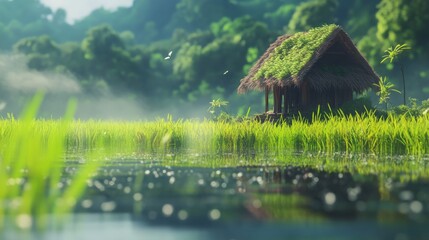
41,0,133,23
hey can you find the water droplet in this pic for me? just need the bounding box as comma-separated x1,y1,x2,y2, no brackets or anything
81,199,93,209
133,193,143,202
94,180,105,191
123,186,131,194
210,181,220,188
347,186,361,201
399,191,414,201
178,210,188,220
10,198,21,209
197,179,205,185
162,204,174,217
101,201,116,212
169,177,176,184
209,209,221,221
324,192,336,205
410,201,423,214
148,182,155,189
16,214,32,229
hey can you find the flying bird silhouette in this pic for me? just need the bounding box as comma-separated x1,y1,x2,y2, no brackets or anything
164,51,173,60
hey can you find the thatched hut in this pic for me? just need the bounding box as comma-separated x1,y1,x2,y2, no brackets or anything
238,24,379,115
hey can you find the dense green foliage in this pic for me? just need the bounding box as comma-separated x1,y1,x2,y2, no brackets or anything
1,0,429,115
255,24,337,81
288,0,338,33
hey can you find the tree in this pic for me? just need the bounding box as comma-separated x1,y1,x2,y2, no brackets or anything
172,0,239,30
81,25,125,61
81,25,142,92
288,0,338,33
173,16,272,102
13,35,61,70
342,0,378,38
376,0,429,51
0,0,51,25
380,43,411,105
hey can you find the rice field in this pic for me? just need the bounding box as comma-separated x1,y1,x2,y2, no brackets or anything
9,110,427,157
1,94,429,233
2,112,425,156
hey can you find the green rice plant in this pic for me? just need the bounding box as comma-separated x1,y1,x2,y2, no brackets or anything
53,111,429,158
0,93,103,229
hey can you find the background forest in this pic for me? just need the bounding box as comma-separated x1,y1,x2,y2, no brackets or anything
0,0,428,119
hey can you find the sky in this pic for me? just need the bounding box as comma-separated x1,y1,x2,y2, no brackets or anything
40,0,133,23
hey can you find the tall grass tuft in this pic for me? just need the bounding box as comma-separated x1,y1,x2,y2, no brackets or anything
0,93,101,229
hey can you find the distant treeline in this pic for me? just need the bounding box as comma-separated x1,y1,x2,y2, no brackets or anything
1,0,429,115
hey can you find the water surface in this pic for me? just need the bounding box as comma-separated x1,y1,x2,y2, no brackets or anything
3,156,429,240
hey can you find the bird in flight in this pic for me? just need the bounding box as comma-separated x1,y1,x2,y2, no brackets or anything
164,51,173,60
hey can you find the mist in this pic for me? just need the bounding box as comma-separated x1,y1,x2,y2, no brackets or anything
0,54,148,120
0,54,212,120
0,54,81,93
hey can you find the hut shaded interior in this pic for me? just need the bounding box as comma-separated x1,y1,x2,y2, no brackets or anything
266,39,372,114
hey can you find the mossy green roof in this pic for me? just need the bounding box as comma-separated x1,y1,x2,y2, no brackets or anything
255,24,338,81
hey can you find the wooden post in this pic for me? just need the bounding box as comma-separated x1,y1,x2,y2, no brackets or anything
273,86,278,114
283,87,287,114
265,86,269,113
277,87,282,113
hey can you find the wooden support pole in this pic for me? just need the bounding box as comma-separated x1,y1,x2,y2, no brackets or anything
283,87,287,114
273,87,278,114
277,87,282,113
265,86,269,113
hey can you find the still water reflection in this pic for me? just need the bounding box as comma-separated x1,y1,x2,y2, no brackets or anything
3,160,429,240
